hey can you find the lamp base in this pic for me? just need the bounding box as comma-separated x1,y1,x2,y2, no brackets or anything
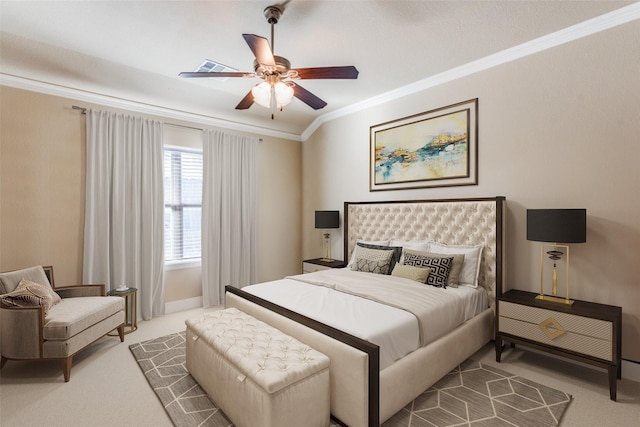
535,294,575,305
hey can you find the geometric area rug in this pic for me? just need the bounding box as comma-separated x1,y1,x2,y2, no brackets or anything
130,332,571,427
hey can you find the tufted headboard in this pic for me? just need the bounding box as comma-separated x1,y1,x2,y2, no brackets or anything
344,197,505,307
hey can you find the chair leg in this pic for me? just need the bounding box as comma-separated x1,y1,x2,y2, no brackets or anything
62,356,73,382
1,356,7,369
117,324,125,342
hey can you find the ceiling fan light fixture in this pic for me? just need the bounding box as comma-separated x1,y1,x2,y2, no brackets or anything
251,81,294,109
273,81,294,107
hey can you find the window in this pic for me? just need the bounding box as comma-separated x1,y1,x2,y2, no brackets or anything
163,147,203,262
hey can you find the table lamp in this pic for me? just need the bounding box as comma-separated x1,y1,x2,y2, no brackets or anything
315,210,340,261
527,209,586,305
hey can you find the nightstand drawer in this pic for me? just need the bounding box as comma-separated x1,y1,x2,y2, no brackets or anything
499,301,613,361
499,317,612,360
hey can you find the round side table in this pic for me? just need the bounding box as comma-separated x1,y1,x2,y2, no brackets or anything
107,287,138,334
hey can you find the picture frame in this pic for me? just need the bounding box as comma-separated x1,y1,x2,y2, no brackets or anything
369,98,478,191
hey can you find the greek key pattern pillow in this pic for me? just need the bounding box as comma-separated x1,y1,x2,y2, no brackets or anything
404,249,465,288
403,253,453,288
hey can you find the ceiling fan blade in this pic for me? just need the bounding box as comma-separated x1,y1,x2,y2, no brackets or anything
179,71,251,78
235,90,254,110
292,83,327,110
242,34,276,67
295,66,359,79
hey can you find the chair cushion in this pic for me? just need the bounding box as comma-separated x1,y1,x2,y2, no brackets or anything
0,266,51,294
43,296,125,340
0,279,62,315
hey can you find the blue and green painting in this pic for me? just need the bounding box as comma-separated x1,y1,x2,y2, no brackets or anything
374,109,469,184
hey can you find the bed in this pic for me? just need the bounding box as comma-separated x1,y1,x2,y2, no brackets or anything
225,196,505,426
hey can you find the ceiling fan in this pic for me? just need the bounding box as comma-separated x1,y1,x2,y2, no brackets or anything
179,5,359,118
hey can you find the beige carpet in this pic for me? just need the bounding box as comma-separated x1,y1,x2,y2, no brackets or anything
130,332,571,427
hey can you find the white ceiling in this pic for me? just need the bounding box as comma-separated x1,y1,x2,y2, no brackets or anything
0,1,635,138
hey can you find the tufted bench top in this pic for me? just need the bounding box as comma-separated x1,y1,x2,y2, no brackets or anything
185,307,330,394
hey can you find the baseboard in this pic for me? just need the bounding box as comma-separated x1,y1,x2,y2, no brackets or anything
165,296,203,314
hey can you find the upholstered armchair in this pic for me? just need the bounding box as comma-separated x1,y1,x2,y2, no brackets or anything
0,265,125,381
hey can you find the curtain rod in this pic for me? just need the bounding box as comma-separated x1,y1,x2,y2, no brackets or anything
71,105,262,141
164,122,204,132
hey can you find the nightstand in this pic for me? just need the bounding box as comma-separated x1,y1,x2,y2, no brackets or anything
495,289,622,400
302,258,345,273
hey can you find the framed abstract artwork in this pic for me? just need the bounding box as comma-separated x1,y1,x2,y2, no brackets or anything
369,98,478,191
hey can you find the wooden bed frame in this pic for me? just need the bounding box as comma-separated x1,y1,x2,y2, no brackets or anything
226,196,505,426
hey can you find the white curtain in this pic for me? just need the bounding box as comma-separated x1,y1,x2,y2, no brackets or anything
83,109,165,320
202,129,258,307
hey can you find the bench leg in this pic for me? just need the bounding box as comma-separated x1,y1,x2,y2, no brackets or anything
62,356,73,382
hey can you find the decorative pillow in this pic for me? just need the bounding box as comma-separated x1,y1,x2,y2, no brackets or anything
389,239,431,264
391,264,431,283
355,242,402,274
0,278,61,315
0,265,51,294
429,242,483,287
351,246,395,275
354,258,391,275
404,249,465,288
347,240,390,268
403,253,453,288
389,239,430,251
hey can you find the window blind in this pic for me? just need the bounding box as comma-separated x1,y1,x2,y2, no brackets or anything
163,147,203,261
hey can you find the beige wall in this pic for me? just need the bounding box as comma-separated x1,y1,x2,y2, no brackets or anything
302,21,640,362
257,135,302,282
0,87,86,285
0,86,302,302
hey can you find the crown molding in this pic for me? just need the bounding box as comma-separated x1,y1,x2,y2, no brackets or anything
0,74,302,142
301,2,640,141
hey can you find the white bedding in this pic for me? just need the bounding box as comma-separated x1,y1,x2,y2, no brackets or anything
241,268,488,369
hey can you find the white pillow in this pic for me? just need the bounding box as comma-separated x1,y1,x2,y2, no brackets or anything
347,240,390,267
429,242,483,287
389,239,430,251
389,239,430,263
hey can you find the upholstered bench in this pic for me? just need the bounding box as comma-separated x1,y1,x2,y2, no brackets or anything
185,307,330,427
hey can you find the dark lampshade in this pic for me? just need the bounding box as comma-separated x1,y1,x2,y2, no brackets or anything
527,209,587,243
315,210,340,229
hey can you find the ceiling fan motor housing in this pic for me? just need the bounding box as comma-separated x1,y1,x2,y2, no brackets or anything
253,56,292,76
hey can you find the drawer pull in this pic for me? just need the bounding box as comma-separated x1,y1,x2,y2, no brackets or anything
539,317,566,340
